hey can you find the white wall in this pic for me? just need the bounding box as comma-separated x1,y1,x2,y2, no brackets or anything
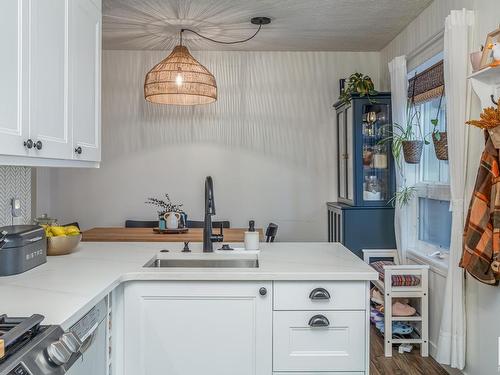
381,1,500,374
37,50,380,241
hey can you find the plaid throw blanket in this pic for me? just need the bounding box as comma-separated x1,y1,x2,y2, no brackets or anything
460,132,500,285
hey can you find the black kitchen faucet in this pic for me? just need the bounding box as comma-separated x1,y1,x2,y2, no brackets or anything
203,176,223,252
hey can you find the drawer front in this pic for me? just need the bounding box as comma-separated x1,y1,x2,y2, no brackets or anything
273,311,366,372
273,281,365,311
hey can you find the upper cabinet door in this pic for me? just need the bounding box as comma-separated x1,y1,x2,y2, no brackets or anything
69,0,101,162
28,0,71,159
0,1,30,157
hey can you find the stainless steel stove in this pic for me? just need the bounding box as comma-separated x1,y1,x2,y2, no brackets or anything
0,299,107,375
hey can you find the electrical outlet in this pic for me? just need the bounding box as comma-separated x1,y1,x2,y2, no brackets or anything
11,198,21,218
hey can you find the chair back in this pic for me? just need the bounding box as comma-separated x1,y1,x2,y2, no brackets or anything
125,220,157,228
187,220,230,229
265,223,278,242
62,222,80,230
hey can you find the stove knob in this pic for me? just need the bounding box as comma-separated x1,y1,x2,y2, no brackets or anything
46,340,72,365
61,332,82,353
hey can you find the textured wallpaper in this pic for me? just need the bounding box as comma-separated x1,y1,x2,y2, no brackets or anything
38,50,380,240
0,166,32,227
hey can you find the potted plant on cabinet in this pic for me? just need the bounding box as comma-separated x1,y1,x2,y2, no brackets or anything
338,72,378,106
431,93,448,160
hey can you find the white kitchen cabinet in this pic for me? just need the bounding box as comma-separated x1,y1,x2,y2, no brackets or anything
0,0,29,157
123,281,272,375
29,0,71,159
273,281,366,311
69,0,101,162
273,310,366,372
0,0,101,167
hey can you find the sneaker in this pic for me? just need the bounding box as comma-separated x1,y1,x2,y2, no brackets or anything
371,287,384,305
392,302,416,317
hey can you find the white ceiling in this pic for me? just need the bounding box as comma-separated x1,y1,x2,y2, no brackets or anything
103,0,432,51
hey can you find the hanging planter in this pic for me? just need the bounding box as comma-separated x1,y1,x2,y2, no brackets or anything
402,140,424,164
432,132,448,160
430,92,448,160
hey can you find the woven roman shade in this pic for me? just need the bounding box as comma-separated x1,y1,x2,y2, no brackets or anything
408,60,444,104
144,45,217,105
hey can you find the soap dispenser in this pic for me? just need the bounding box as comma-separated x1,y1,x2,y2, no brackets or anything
244,220,260,251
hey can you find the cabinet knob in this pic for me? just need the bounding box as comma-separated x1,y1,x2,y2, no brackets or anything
259,287,267,296
34,140,43,150
308,314,330,327
309,287,331,300
24,139,33,149
75,146,82,154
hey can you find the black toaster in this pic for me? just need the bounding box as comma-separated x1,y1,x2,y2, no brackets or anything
0,225,47,276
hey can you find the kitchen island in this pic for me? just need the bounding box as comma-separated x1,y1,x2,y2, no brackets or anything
82,227,263,242
0,242,377,374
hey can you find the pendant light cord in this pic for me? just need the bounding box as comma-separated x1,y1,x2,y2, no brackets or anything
180,24,262,46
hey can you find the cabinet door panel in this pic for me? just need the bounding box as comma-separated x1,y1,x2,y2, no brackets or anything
69,0,101,161
273,310,365,372
29,0,71,159
0,0,29,156
124,281,272,375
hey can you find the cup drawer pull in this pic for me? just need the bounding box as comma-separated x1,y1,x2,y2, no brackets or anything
309,287,331,300
308,315,330,327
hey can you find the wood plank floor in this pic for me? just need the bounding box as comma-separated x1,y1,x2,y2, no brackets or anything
370,325,449,375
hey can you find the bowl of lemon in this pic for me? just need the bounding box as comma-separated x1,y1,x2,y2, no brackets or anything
44,225,82,256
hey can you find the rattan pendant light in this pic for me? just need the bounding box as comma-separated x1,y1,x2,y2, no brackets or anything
144,45,217,105
144,17,271,106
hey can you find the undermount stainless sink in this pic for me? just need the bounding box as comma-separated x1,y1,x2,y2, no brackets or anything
144,256,259,268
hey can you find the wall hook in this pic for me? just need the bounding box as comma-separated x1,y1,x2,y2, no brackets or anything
491,95,498,106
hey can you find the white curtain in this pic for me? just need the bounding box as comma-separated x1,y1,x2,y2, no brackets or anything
436,9,474,370
388,56,408,263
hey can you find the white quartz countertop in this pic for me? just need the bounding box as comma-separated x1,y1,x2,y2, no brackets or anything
0,241,377,329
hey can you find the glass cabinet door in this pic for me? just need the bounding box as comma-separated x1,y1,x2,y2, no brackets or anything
337,110,346,199
360,103,391,204
346,107,354,201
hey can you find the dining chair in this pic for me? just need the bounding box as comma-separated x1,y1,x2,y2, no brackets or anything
265,223,278,242
187,220,230,229
125,220,157,228
63,222,81,230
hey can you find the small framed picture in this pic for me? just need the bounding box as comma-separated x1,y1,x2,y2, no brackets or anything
480,27,500,69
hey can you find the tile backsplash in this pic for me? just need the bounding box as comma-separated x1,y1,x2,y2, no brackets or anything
0,166,32,227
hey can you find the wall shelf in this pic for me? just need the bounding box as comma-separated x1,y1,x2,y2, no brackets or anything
468,66,500,109
468,66,500,84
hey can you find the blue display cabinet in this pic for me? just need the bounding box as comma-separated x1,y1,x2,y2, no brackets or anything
329,92,396,257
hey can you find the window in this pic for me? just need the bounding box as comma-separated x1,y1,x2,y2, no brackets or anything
406,54,451,258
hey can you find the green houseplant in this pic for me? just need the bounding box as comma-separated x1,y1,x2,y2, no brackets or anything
339,73,378,106
431,93,448,160
145,194,183,214
380,98,429,166
388,186,417,208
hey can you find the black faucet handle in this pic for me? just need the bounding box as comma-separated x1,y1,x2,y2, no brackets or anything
182,241,191,252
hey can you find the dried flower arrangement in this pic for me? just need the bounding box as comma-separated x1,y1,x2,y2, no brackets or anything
145,194,183,214
466,101,500,129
